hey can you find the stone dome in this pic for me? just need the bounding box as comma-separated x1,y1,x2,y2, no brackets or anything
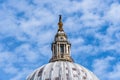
27,61,99,80
26,15,99,80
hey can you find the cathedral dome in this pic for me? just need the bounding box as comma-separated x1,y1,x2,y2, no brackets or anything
26,15,99,80
27,61,99,80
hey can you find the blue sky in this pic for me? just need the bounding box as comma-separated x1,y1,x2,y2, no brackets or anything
0,0,120,80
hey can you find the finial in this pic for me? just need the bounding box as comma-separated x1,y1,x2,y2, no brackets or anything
59,15,62,22
58,15,63,31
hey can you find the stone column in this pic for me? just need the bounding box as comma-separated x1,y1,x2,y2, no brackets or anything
58,43,60,58
64,44,65,54
52,45,54,56
68,46,70,54
57,44,58,57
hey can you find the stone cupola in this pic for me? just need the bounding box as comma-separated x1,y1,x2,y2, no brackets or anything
49,15,74,62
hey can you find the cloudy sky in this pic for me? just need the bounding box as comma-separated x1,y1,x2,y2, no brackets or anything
0,0,120,80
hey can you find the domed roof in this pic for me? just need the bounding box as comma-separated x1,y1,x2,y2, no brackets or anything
27,61,99,80
26,15,99,80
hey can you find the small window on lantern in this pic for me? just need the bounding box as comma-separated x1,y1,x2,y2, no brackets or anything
60,44,64,53
60,37,63,41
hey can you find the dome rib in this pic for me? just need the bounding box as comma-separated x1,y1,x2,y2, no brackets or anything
73,62,81,80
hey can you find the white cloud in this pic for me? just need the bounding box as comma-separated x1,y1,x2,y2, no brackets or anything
105,3,120,25
80,12,104,28
15,44,39,63
0,52,17,67
70,37,84,46
3,64,19,74
109,63,120,80
92,56,115,80
10,68,32,80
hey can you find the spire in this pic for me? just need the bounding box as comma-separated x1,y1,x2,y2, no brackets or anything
58,15,63,31
49,15,74,62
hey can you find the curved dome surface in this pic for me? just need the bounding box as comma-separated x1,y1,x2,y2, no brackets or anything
27,61,99,80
